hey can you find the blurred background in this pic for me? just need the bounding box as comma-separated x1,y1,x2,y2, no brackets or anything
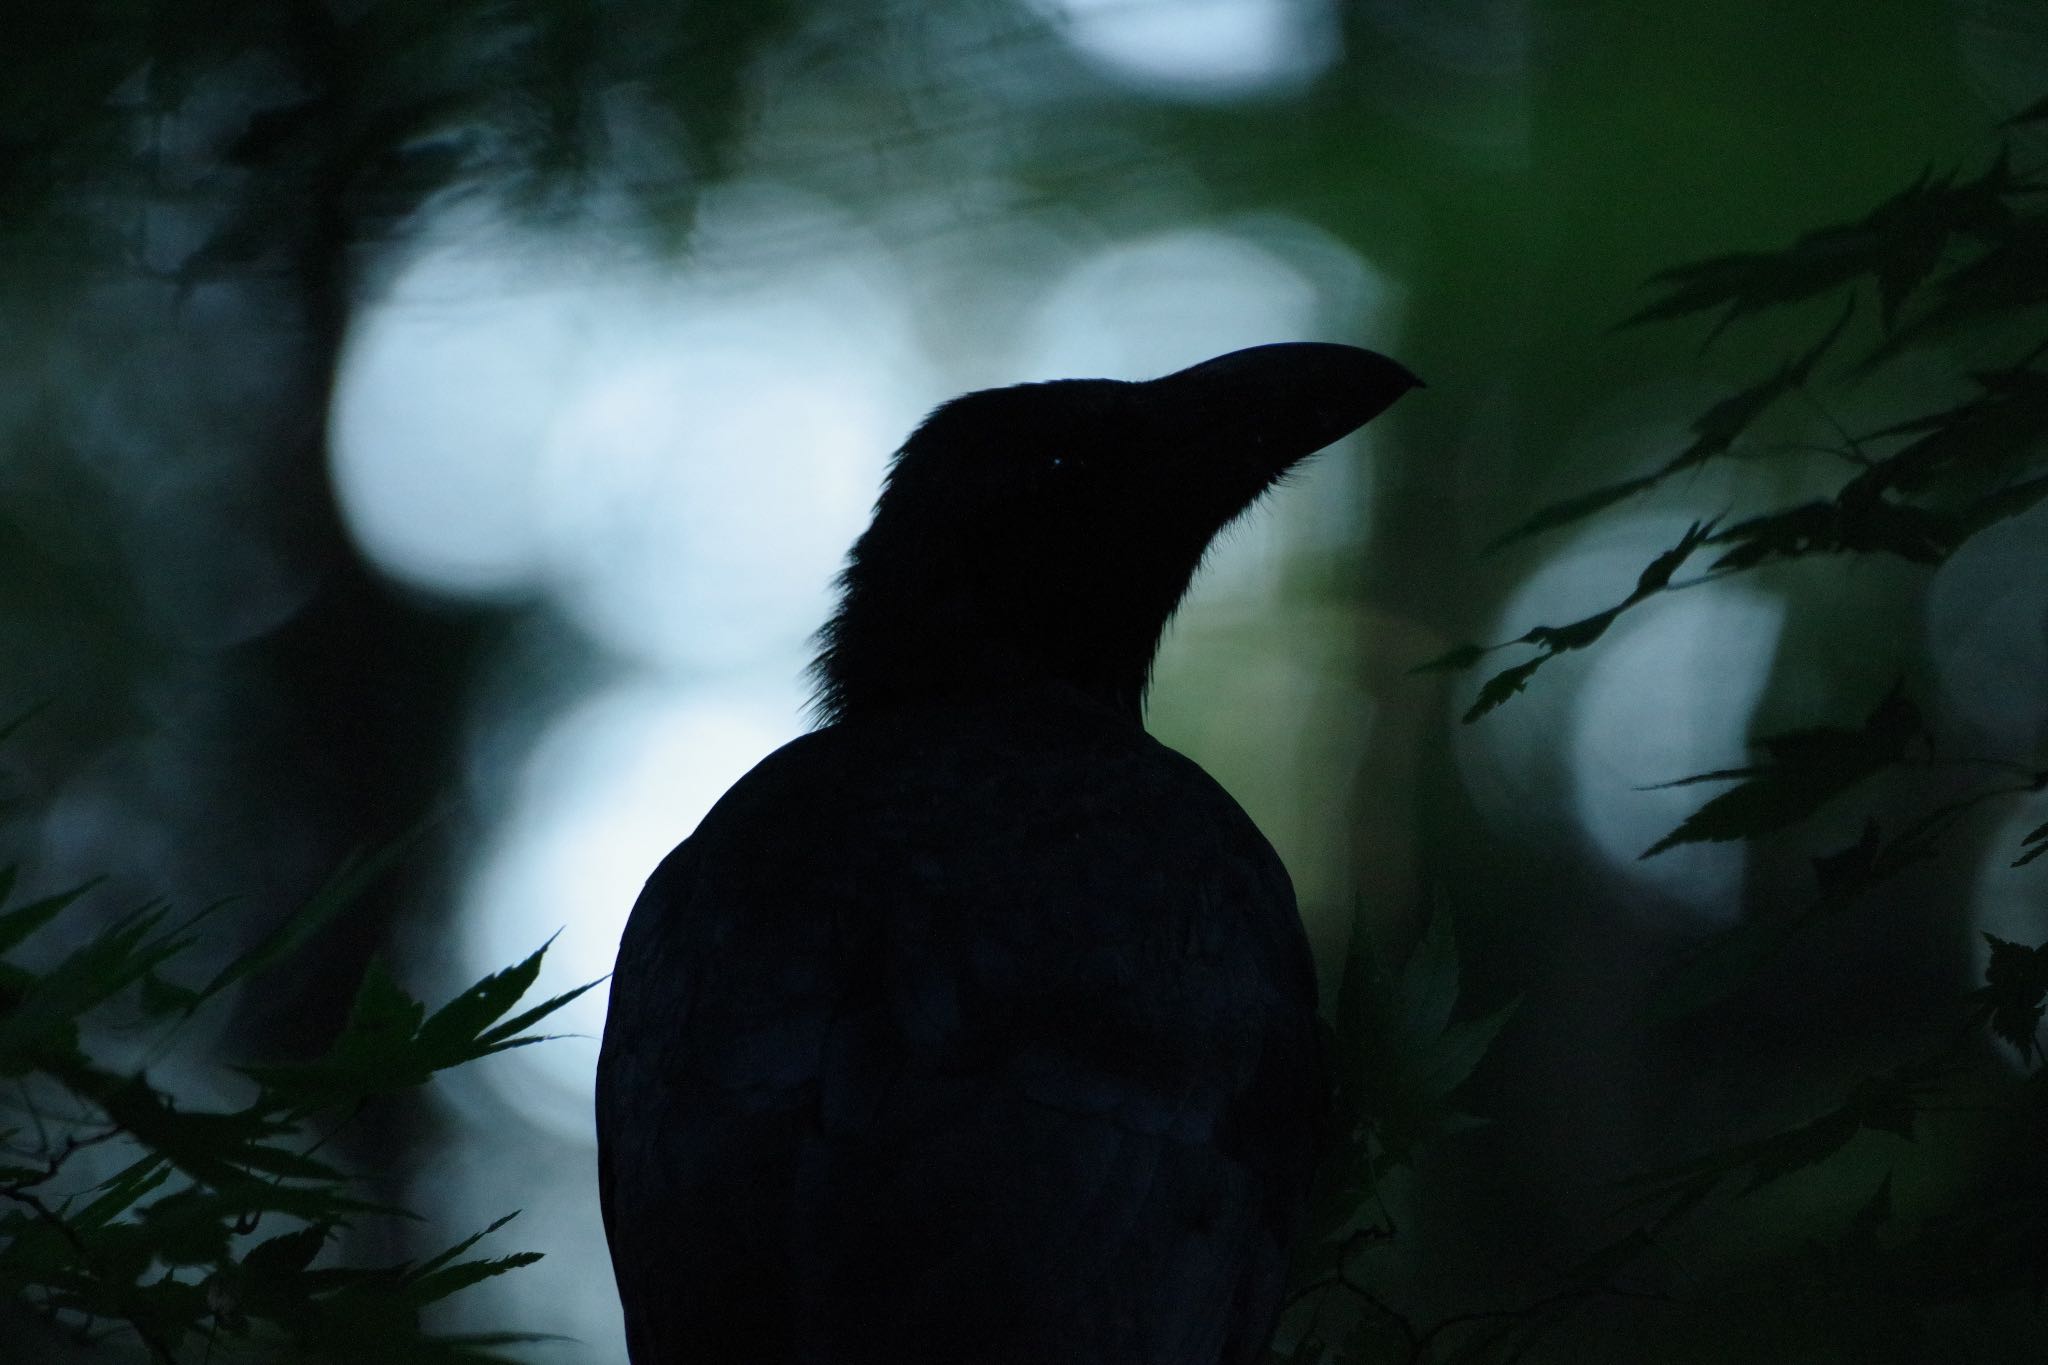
3,0,2044,1360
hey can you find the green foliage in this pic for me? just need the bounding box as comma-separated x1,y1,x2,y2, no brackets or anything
1358,98,2048,1363
1272,913,1520,1364
1428,118,2048,880
0,813,592,1362
1634,684,1925,859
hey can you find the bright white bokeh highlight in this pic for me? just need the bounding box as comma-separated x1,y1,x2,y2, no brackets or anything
329,240,588,596
1456,516,1785,921
457,674,807,1139
332,189,931,670
1026,0,1340,99
534,286,904,671
1568,584,1785,913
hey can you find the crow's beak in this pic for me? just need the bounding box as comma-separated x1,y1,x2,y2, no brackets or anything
1144,342,1422,478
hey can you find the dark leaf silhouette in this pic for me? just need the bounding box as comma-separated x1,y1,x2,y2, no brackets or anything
1847,362,2048,500
1867,212,2048,361
1648,815,1955,1022
2004,92,2048,125
1492,305,1850,547
1704,496,1961,570
1972,934,2048,1060
1623,1068,1927,1207
1463,655,1545,723
1624,158,2013,336
0,834,587,1361
1484,474,1660,549
2016,819,2048,868
1640,686,1923,857
1457,520,1717,723
1411,641,1490,674
242,941,599,1111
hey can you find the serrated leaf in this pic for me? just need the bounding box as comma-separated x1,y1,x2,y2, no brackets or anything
0,878,101,959
1488,309,1845,550
1973,933,2048,1059
1486,474,1661,549
1340,915,1518,1168
199,827,430,1004
1463,656,1545,723
1625,159,2011,336
1642,686,1924,857
2016,820,2048,868
1869,213,2048,361
414,937,555,1061
0,898,188,1075
1705,496,1961,571
243,1223,330,1278
1849,365,2048,498
473,977,605,1051
245,943,589,1111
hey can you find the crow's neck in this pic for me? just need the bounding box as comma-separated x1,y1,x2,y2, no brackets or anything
811,570,1190,728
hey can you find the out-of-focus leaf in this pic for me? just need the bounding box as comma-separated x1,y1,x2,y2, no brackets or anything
1649,817,1949,1022
1811,818,1889,904
69,1156,173,1232
1972,934,2048,1061
1493,307,1849,548
2004,92,2048,125
1339,915,1519,1168
1647,914,1802,1025
1959,471,2048,543
0,700,47,743
1704,496,1961,570
1868,213,2048,360
1411,642,1490,675
242,1220,329,1281
198,828,430,1004
1848,364,2048,499
0,899,189,1075
1459,520,1716,723
0,878,98,959
1462,656,1545,723
1623,1069,1926,1208
2016,819,2048,868
1641,686,1924,857
1624,159,2012,335
1485,474,1661,550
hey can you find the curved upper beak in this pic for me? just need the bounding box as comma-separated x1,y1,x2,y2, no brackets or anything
1142,342,1422,477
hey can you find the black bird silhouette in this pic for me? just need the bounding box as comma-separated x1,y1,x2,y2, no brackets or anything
596,343,1420,1365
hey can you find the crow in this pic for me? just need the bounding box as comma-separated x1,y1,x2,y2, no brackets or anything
596,342,1420,1365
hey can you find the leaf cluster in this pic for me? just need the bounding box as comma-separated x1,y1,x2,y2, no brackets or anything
1421,127,2048,893
1341,101,2048,1363
0,826,596,1363
1429,140,2048,733
1273,914,1522,1364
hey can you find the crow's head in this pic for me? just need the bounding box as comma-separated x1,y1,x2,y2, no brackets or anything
812,342,1421,724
